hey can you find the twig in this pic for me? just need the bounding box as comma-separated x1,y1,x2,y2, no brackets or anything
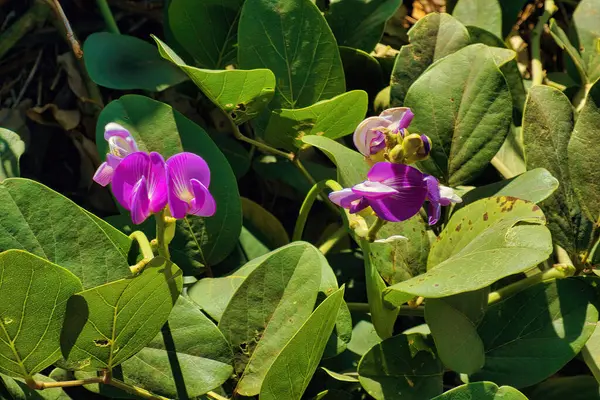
45,0,82,58
531,0,557,86
318,225,347,255
0,0,51,60
13,48,43,107
206,391,230,400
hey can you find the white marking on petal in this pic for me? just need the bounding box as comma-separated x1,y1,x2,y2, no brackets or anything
353,181,398,195
440,185,462,203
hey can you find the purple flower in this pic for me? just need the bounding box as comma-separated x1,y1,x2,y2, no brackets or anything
329,162,428,222
424,175,462,225
166,152,216,219
353,108,414,157
93,123,139,187
111,152,168,225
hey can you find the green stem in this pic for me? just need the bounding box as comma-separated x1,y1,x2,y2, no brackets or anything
155,210,171,260
293,180,340,241
206,391,230,400
95,0,120,34
531,0,557,86
228,115,293,160
487,264,575,304
581,216,600,267
108,378,169,400
29,377,103,390
318,226,347,255
347,302,424,317
129,231,154,260
366,218,386,242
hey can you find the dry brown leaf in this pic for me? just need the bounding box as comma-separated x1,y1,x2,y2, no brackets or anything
27,103,81,131
57,52,89,100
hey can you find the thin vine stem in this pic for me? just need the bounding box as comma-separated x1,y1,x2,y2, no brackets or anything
531,0,557,86
293,180,342,241
95,0,120,34
318,225,347,255
155,209,171,260
129,231,154,260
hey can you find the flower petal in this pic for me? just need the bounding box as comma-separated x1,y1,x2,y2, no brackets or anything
92,162,114,187
106,153,122,168
369,183,427,222
440,185,462,206
349,198,369,214
380,107,414,133
147,152,167,213
104,123,131,140
111,152,151,211
130,176,150,224
424,175,440,203
329,188,362,209
367,162,426,192
353,116,390,156
189,179,216,217
352,181,398,199
166,152,211,188
427,200,441,225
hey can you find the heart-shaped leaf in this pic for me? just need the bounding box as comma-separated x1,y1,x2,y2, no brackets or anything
0,250,82,378
154,36,276,125
238,0,345,131
433,382,527,399
404,44,513,186
523,85,590,253
568,79,600,223
260,287,345,400
167,0,243,69
324,0,401,52
358,333,443,400
110,296,232,398
425,298,484,374
384,197,552,306
453,0,502,39
218,242,323,396
0,128,25,181
0,178,132,289
60,260,182,370
264,90,368,151
470,279,598,388
97,95,242,272
84,32,187,91
390,13,470,106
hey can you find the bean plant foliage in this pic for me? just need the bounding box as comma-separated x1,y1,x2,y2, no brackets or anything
3,0,600,399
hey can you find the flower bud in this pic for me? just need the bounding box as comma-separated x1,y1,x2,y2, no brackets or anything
402,133,432,164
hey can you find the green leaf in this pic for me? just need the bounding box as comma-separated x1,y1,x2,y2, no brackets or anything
60,260,183,370
370,216,430,285
0,373,70,400
264,90,368,151
83,32,187,91
302,135,368,187
114,296,233,398
573,0,600,82
569,79,600,223
433,382,527,399
97,95,242,270
458,168,559,207
340,46,385,101
404,44,513,186
358,334,443,400
324,0,401,52
0,250,82,378
425,298,484,374
453,0,502,39
154,36,276,125
237,0,345,112
260,287,345,400
471,278,599,388
168,0,242,69
241,197,289,249
321,367,359,383
188,256,259,322
390,13,470,106
218,242,322,396
362,241,398,340
549,19,588,83
582,322,600,382
467,26,526,121
347,320,382,356
212,134,251,179
523,85,591,253
493,125,526,178
0,128,24,181
384,197,552,306
0,178,132,289
525,376,600,400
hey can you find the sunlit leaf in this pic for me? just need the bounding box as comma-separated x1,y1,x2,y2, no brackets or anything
0,250,82,378
0,128,25,181
433,382,527,399
453,0,502,39
573,0,600,82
